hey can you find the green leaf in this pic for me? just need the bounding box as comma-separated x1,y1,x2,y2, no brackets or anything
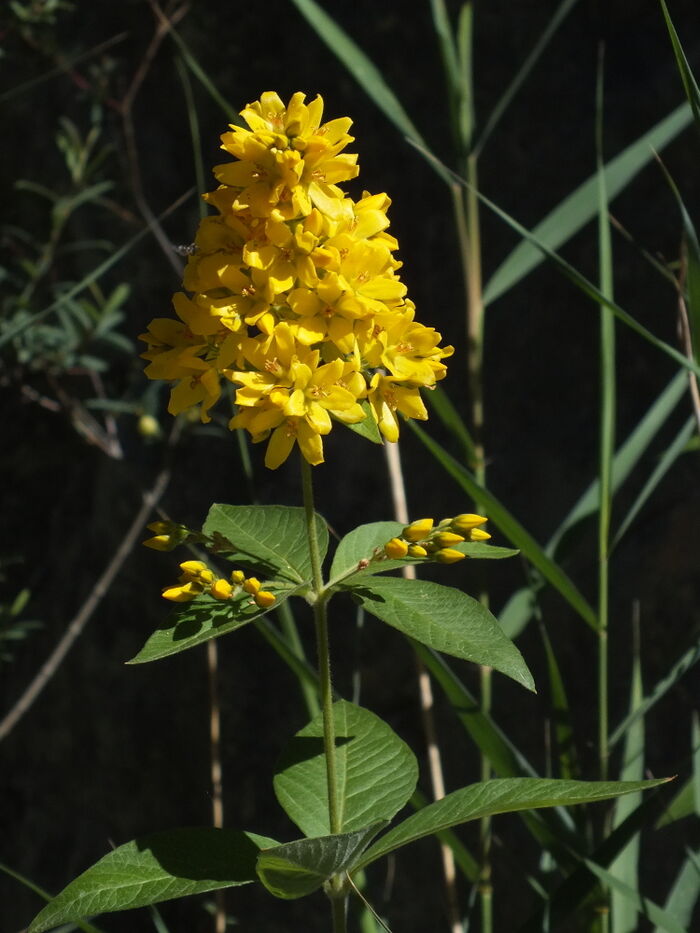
656,778,695,827
356,777,669,870
483,102,693,305
345,576,535,692
274,700,418,838
584,858,688,933
659,0,700,130
29,828,277,932
127,587,298,664
339,401,383,444
654,846,700,933
288,0,427,151
256,824,385,900
203,504,328,585
408,421,599,630
610,636,644,933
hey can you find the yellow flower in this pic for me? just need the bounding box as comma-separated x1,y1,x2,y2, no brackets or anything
140,92,453,465
469,528,492,542
254,590,276,608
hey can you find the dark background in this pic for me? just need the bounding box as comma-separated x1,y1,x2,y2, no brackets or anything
2,1,699,930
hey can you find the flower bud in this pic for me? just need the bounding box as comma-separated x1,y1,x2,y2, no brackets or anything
254,590,276,608
243,577,261,595
469,528,491,542
230,570,246,585
403,518,434,542
143,534,175,551
162,581,202,602
433,548,466,564
433,531,465,548
407,544,428,558
451,514,488,533
211,579,233,600
384,537,409,559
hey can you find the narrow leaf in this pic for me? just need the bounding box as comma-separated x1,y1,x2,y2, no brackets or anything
408,420,599,629
654,846,700,933
203,504,328,585
29,829,276,933
659,0,700,128
483,102,693,305
585,858,688,933
256,824,385,900
345,576,535,692
274,700,418,837
357,777,669,871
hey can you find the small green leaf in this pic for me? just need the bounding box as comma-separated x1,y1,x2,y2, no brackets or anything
203,504,328,584
346,576,535,692
29,828,277,932
356,777,670,871
256,824,385,900
338,401,383,444
127,587,298,664
274,700,418,837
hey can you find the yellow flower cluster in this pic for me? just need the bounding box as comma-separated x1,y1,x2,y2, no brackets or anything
162,560,276,609
140,92,452,468
383,513,490,564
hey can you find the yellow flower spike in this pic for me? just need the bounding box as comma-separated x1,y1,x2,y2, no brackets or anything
433,548,467,564
162,582,202,602
451,513,488,533
434,531,466,547
230,570,246,585
211,579,233,600
470,528,492,542
407,544,428,558
242,577,261,595
254,590,276,609
384,537,409,559
403,518,434,542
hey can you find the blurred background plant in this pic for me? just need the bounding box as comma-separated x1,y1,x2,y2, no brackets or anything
1,1,699,932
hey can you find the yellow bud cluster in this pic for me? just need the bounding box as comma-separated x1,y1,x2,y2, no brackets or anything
161,561,276,609
381,513,490,564
139,92,453,469
142,521,192,552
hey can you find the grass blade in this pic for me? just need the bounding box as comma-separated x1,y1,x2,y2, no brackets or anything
659,0,700,129
0,189,194,349
610,623,644,933
473,0,579,156
288,0,452,184
610,631,700,748
483,103,692,306
654,847,700,933
408,421,598,629
611,416,695,550
585,859,688,933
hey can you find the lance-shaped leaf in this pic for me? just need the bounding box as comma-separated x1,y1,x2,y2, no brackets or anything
355,777,670,871
203,504,328,584
329,521,517,586
274,700,418,838
345,576,535,692
127,586,299,664
29,828,277,932
256,823,386,900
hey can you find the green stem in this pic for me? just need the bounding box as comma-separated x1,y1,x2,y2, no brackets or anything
301,457,346,930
